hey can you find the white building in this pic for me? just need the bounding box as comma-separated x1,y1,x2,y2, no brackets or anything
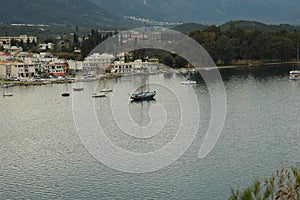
68,60,83,72
110,58,160,74
110,61,133,74
46,61,68,76
39,43,54,51
83,53,115,73
0,61,39,79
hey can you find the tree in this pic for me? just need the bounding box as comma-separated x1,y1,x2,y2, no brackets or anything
162,54,174,67
174,55,188,68
10,38,18,46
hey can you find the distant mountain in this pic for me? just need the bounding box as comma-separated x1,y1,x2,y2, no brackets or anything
0,0,133,27
0,0,299,29
91,0,300,25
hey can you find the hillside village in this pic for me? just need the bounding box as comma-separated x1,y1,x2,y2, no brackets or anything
0,34,161,83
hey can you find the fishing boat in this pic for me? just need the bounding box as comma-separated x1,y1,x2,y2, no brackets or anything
92,93,106,98
131,91,156,101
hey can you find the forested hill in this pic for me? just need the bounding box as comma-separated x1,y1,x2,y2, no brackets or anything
189,25,300,65
173,21,300,34
172,23,208,34
220,21,300,32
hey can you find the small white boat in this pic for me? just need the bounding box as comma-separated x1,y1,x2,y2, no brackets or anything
92,93,106,98
181,80,197,85
73,87,84,91
100,88,113,92
289,70,300,80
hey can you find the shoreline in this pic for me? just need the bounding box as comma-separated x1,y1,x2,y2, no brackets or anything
201,61,300,70
1,61,298,86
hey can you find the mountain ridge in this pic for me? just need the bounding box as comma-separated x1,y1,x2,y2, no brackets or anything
0,0,134,27
91,0,300,25
0,1,299,28
172,20,300,34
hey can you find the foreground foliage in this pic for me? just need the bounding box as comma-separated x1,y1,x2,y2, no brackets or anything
230,167,300,200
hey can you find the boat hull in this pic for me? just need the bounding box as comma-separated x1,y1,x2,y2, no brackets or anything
181,80,196,84
101,89,113,92
131,91,156,101
92,93,106,98
61,93,70,97
73,87,84,91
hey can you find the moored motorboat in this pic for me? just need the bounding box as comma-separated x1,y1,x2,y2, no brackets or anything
3,91,13,97
289,70,300,80
181,80,196,85
73,87,84,91
92,93,106,98
61,92,70,97
131,91,156,101
100,88,113,92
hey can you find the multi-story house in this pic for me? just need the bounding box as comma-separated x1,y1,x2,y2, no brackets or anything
0,61,40,79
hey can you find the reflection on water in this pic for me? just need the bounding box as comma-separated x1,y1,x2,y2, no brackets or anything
1,65,300,199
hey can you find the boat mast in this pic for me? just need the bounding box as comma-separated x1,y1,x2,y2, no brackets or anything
297,47,299,63
297,47,299,69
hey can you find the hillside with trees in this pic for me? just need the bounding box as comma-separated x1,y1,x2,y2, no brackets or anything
1,20,299,66
220,20,300,32
189,25,300,65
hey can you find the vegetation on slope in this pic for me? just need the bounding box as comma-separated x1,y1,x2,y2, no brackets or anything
230,167,300,200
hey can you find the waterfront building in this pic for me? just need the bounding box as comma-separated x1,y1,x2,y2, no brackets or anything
0,61,40,79
110,58,160,74
110,61,133,74
83,53,115,74
68,60,83,73
83,53,115,68
46,61,68,77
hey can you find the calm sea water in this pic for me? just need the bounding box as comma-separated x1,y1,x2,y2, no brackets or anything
1,64,300,199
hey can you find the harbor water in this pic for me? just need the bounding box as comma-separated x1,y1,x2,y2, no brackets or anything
1,64,300,199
